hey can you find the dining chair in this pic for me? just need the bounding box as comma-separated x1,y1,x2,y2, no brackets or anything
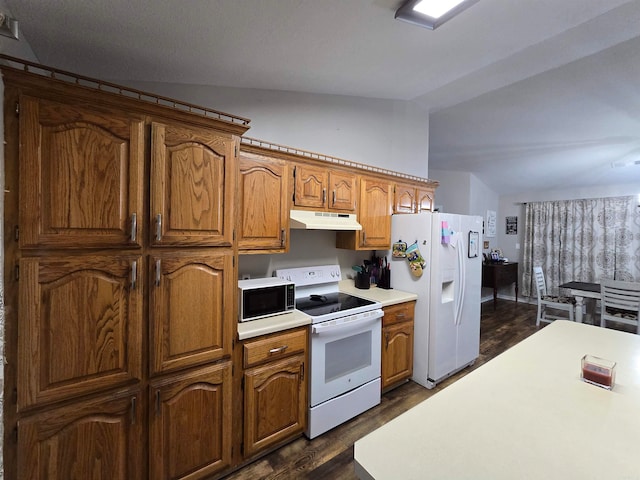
600,279,640,334
533,266,575,326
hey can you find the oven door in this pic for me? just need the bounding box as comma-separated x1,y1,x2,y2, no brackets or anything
309,309,383,407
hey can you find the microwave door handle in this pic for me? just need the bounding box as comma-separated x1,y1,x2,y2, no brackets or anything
311,311,382,335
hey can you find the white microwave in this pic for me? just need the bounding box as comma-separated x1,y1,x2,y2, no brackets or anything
238,277,295,322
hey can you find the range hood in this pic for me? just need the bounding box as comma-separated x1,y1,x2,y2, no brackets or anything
289,209,362,230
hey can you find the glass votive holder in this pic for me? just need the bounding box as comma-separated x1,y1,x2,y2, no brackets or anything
581,354,616,390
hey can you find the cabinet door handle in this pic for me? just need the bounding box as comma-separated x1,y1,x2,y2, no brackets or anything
332,191,336,206
155,213,162,241
362,230,367,244
322,189,326,205
300,363,304,383
281,229,286,247
130,397,137,425
155,391,161,416
269,345,288,355
385,331,390,349
130,213,137,242
130,260,137,290
155,259,161,287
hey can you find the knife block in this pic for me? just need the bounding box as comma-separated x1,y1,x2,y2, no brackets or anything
377,268,392,290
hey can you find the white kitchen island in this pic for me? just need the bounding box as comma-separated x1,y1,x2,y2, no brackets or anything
355,320,640,479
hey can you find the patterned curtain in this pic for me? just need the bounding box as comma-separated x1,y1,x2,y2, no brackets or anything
522,196,640,297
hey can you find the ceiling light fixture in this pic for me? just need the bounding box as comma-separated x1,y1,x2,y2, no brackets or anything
395,0,479,30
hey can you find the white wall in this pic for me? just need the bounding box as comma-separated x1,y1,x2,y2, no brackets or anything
125,81,430,179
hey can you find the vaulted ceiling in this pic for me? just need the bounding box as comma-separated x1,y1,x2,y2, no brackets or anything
6,0,640,194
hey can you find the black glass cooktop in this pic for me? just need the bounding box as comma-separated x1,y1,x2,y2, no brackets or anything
295,292,376,317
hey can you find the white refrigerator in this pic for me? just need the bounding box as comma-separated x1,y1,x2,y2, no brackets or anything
390,212,483,389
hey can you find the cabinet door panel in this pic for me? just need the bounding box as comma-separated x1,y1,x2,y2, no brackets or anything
329,171,357,212
18,389,144,480
359,178,392,249
244,354,306,457
416,188,434,213
151,122,236,246
239,154,288,251
382,321,414,390
150,363,232,480
19,95,143,248
293,164,327,209
150,250,233,375
18,255,143,410
394,183,416,214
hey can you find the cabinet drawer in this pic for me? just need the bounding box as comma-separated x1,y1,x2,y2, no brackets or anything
243,328,307,368
383,301,416,326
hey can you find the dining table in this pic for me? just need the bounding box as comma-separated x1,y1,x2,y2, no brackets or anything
354,320,640,479
559,281,600,324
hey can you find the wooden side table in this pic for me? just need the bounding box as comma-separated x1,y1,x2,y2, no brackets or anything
482,262,518,309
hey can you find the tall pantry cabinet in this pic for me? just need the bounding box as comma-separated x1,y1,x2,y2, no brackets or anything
2,63,250,480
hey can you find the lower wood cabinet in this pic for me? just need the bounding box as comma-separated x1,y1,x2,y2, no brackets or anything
18,388,145,480
239,327,308,459
381,301,415,391
149,362,233,480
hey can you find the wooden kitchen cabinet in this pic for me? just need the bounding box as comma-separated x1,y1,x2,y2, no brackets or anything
18,254,143,411
150,121,237,247
3,63,250,480
336,176,393,250
394,183,435,214
241,327,308,458
416,187,435,213
18,95,144,249
149,249,234,375
293,164,357,212
238,151,289,253
18,388,145,480
381,301,415,391
149,362,233,480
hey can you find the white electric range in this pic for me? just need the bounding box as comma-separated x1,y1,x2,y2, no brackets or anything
275,265,383,439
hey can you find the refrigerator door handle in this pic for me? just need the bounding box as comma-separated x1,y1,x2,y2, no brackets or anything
455,232,466,326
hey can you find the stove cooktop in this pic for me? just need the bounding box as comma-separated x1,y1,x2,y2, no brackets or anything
295,292,376,317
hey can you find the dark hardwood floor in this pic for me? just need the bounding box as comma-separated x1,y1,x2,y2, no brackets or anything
224,299,626,480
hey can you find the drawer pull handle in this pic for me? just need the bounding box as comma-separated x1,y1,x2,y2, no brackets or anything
396,313,405,319
269,345,288,355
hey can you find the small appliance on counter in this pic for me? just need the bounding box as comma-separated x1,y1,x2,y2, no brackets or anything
238,277,295,322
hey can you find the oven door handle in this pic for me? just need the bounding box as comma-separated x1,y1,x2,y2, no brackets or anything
311,310,383,336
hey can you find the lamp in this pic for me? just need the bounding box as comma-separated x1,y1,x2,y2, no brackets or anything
395,0,480,30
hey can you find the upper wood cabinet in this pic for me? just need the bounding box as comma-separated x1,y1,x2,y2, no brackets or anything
18,95,144,249
337,176,393,250
293,164,357,212
394,183,435,214
416,187,434,213
149,362,233,480
150,121,237,247
18,255,143,411
18,388,145,480
149,250,234,375
238,152,289,253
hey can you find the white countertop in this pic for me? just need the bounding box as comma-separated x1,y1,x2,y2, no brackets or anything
237,310,312,340
237,282,416,340
355,321,640,480
339,280,417,307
